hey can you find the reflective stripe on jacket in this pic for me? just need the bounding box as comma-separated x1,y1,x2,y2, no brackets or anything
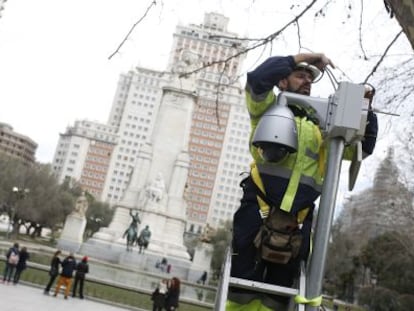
247,86,326,213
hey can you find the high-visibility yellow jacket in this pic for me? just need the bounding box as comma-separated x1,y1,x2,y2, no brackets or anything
245,55,378,215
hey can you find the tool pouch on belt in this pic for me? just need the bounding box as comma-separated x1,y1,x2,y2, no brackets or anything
254,208,302,264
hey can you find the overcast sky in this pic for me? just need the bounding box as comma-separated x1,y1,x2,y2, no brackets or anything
0,0,409,202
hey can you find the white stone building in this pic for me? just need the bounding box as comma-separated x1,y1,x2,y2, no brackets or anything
52,12,252,233
52,120,117,198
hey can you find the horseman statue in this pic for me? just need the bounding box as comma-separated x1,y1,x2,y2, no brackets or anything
123,209,141,251
137,225,151,254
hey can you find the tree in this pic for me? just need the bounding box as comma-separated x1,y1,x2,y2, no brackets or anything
0,154,85,240
324,226,364,301
361,232,414,295
385,0,414,50
326,146,414,301
358,286,400,311
209,221,232,279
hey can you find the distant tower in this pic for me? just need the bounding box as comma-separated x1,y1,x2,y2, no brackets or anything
168,12,250,233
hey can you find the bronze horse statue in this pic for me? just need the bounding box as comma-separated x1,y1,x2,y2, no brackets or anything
137,225,151,254
123,226,137,252
123,209,141,251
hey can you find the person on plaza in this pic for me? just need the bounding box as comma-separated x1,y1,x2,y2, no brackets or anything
13,246,30,284
227,53,378,310
197,271,208,285
2,242,19,283
151,278,168,311
137,225,151,254
165,277,181,311
44,250,62,294
157,257,168,272
72,256,89,299
54,252,77,299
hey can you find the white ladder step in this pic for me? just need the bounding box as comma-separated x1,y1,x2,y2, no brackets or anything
229,277,299,297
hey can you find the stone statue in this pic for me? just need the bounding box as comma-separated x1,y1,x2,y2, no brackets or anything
126,209,141,237
137,225,151,254
122,209,141,251
145,172,165,203
58,191,88,252
172,49,202,74
200,223,215,243
73,192,88,217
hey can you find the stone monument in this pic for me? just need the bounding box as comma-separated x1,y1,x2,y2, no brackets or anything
81,61,200,277
58,192,88,253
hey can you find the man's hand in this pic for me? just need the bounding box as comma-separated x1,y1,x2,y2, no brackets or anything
294,53,335,71
364,85,375,109
311,54,334,71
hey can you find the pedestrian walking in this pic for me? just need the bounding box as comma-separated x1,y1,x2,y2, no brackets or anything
13,246,30,284
197,271,207,285
54,253,76,299
44,250,62,294
151,279,167,311
165,277,180,311
2,242,19,284
72,256,89,299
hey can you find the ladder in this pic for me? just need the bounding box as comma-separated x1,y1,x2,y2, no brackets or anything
214,137,349,311
214,247,306,311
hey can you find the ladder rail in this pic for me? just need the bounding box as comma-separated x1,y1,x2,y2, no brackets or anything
214,247,232,310
215,246,309,311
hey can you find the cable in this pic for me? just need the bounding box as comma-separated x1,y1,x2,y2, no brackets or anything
324,66,339,91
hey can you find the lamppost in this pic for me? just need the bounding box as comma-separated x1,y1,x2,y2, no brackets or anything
6,186,29,239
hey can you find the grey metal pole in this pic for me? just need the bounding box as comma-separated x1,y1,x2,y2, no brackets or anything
305,138,345,311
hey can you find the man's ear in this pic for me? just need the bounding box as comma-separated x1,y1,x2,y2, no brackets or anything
278,78,288,91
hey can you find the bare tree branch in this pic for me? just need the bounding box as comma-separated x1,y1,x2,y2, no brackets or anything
214,64,228,129
359,0,368,60
363,30,403,84
178,0,318,78
296,21,303,52
108,1,157,60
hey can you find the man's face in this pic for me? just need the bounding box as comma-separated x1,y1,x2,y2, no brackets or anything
279,69,314,95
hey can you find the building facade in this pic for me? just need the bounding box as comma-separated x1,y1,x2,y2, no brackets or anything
168,13,250,233
52,12,252,234
101,68,170,202
52,120,117,198
0,122,37,164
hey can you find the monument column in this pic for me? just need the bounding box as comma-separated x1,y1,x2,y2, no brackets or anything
92,143,152,242
163,151,190,249
82,51,200,263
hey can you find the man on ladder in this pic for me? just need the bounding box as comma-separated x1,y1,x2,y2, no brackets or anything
226,53,378,310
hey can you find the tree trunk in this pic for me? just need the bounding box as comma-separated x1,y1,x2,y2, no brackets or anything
386,0,414,50
11,221,19,238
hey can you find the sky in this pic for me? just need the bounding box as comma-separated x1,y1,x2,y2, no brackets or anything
0,0,409,201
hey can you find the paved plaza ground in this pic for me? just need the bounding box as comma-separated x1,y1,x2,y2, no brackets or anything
1,282,147,311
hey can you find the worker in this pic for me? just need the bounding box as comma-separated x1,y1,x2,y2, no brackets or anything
227,53,378,310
